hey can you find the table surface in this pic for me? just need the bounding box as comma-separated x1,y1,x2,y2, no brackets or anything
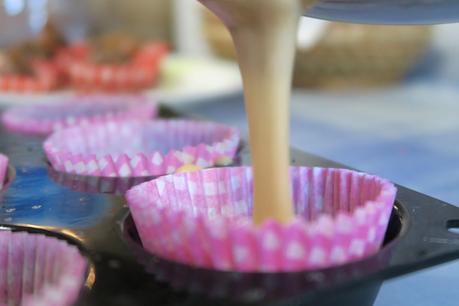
174,83,459,306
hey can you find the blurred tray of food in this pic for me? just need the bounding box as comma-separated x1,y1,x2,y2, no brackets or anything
203,10,432,89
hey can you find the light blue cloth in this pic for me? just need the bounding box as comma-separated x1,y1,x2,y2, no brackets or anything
174,26,459,303
175,82,459,305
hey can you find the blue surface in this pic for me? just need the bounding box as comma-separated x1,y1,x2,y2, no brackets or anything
176,81,459,305
0,166,110,228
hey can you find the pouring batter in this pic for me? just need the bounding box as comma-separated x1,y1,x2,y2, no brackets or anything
199,0,311,224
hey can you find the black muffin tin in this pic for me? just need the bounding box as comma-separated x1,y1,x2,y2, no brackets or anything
1,106,459,306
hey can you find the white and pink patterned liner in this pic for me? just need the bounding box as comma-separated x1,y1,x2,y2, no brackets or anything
0,154,8,190
44,120,240,178
126,166,396,272
0,230,87,306
2,94,157,135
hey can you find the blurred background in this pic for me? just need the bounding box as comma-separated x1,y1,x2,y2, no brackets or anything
1,1,459,305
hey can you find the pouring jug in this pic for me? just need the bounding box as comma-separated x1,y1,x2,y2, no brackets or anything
304,0,459,24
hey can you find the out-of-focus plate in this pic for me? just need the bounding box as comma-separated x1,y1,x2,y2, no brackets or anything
0,91,73,106
0,55,242,107
147,55,242,106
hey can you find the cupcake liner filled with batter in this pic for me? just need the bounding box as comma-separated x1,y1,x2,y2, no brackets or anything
126,166,396,272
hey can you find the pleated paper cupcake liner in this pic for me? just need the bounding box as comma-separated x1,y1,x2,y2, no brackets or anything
2,94,157,136
0,154,7,191
66,43,168,92
0,230,87,306
44,120,240,178
126,166,396,272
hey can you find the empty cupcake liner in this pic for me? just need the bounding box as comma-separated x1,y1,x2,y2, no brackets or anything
44,120,240,178
0,229,87,306
2,94,157,135
66,43,168,92
0,154,7,191
126,166,396,272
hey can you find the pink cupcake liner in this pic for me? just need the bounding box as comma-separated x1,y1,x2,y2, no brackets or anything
126,166,396,272
2,94,157,136
44,120,240,178
0,230,87,306
0,154,7,191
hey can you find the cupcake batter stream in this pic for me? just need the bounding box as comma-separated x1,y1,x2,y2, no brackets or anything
199,0,312,224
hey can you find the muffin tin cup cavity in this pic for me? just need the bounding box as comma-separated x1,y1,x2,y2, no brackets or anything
122,210,397,301
48,166,153,195
2,94,157,136
0,229,87,306
126,166,396,272
44,120,240,178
